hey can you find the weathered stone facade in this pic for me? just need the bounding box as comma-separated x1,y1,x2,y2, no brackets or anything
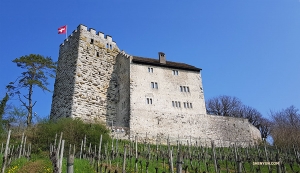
50,24,261,146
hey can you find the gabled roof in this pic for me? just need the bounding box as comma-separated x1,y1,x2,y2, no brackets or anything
132,56,201,72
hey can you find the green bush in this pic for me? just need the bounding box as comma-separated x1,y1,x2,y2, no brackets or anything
28,118,111,153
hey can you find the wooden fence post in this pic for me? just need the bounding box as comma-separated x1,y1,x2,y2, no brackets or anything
1,130,11,173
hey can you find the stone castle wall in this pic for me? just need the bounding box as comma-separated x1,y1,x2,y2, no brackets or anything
127,113,261,146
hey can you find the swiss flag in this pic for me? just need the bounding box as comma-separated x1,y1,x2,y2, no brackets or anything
58,25,67,34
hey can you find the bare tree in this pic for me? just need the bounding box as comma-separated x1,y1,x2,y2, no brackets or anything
206,95,242,117
237,105,262,128
258,117,271,139
270,105,300,148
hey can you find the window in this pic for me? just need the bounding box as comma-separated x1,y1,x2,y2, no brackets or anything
151,82,158,89
146,98,153,104
173,70,179,75
106,43,109,49
90,39,94,44
97,52,99,57
183,102,193,109
180,86,190,92
110,44,112,50
148,67,153,73
172,101,181,108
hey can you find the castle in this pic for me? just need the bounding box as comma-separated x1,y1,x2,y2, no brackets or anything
50,24,261,146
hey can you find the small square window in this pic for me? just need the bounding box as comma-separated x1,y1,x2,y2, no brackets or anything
173,70,179,75
148,67,153,73
146,98,153,104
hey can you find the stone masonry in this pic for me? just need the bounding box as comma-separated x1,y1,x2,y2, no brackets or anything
50,24,261,146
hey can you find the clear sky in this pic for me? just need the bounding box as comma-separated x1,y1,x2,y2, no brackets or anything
0,0,299,120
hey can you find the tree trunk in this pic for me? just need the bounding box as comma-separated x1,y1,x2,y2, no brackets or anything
27,85,33,126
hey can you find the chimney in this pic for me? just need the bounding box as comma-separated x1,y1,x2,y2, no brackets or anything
158,52,166,64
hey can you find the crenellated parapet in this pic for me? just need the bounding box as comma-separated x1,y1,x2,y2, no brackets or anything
60,24,119,52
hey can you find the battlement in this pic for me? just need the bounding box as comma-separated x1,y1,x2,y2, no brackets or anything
60,24,118,51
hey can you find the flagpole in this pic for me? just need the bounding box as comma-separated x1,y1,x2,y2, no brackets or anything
66,25,67,39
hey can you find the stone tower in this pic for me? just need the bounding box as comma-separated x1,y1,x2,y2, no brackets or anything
50,24,121,125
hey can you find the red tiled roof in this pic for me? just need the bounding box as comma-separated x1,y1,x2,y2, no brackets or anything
132,56,201,72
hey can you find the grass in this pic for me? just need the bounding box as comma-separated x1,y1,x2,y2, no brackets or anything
2,152,95,173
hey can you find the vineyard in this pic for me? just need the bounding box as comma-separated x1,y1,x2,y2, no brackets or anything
1,129,300,173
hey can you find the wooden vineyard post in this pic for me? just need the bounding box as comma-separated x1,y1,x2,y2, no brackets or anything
276,153,281,173
122,145,127,173
135,135,138,173
80,139,83,159
211,141,218,173
67,154,74,173
97,135,102,172
59,140,65,173
1,130,11,173
18,132,24,158
237,154,242,173
168,138,174,173
176,151,183,173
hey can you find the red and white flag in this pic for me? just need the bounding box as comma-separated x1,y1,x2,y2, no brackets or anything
58,25,67,34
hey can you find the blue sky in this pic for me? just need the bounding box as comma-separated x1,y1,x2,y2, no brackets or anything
0,0,299,120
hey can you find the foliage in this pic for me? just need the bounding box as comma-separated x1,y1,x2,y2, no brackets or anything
270,105,300,148
0,93,9,134
6,54,56,127
28,118,110,152
2,106,27,131
0,93,9,119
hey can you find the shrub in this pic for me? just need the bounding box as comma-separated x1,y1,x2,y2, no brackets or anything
27,118,110,153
